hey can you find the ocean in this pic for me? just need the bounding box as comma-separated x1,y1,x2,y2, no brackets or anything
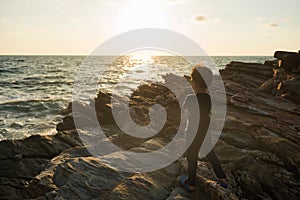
0,56,273,140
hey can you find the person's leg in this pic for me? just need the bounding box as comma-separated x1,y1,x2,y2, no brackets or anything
186,132,203,186
206,150,226,179
179,138,198,192
186,149,198,185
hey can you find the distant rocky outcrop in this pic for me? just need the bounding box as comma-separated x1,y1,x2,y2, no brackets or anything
1,52,300,199
259,50,300,103
274,50,300,72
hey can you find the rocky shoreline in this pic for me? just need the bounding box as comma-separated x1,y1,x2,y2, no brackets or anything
1,51,300,200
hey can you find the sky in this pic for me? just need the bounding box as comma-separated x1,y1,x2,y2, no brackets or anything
0,0,299,55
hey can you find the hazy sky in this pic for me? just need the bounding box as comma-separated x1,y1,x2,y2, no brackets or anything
0,0,299,55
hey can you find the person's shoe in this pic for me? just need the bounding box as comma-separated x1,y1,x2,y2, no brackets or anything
178,175,195,192
217,178,228,189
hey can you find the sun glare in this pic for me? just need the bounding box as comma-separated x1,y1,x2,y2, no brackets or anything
117,0,167,30
128,55,154,66
131,55,153,62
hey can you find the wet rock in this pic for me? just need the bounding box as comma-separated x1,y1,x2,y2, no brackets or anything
56,115,76,131
61,102,72,115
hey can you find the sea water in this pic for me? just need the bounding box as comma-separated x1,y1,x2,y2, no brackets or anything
0,55,273,140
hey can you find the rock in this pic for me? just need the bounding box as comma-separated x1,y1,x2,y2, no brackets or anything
0,158,48,179
166,187,192,200
277,76,300,103
220,61,272,90
216,57,300,199
0,130,82,199
1,54,300,199
0,131,81,160
23,137,183,199
256,51,300,103
231,155,299,200
264,59,279,67
274,50,300,72
56,115,76,131
193,175,239,200
274,51,298,60
226,61,274,78
213,141,246,164
258,67,287,93
280,55,300,72
61,102,72,115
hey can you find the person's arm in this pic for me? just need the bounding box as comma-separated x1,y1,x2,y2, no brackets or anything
182,95,192,133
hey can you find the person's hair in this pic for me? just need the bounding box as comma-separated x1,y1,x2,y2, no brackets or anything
191,65,213,89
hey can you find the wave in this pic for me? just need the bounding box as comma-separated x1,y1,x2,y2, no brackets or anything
0,69,19,74
0,79,74,87
0,98,69,113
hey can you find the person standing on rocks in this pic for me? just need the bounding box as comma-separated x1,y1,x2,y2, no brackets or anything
179,65,228,192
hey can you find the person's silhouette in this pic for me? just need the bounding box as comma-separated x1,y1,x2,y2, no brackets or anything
179,66,227,192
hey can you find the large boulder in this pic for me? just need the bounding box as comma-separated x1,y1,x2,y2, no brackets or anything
274,50,300,72
0,131,82,199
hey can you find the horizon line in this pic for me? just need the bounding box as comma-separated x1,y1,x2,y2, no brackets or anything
0,54,273,57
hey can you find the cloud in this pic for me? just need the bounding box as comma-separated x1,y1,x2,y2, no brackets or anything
268,23,279,27
194,15,206,22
